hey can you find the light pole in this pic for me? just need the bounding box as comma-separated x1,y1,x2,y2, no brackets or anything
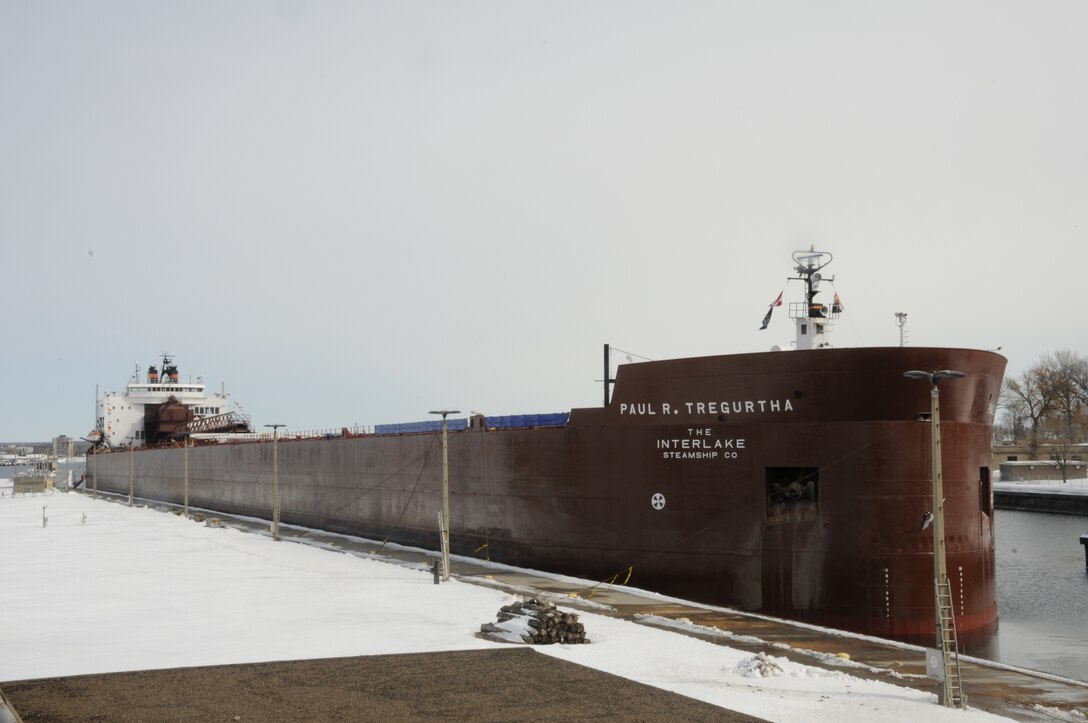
904,368,965,707
895,312,908,347
183,435,190,518
128,443,134,506
265,424,285,541
429,409,460,581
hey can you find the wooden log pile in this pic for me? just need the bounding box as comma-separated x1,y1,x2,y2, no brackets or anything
479,598,589,645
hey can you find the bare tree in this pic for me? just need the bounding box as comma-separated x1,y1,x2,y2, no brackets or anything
1008,350,1088,480
1041,410,1088,483
1037,350,1086,437
1063,351,1088,409
1004,368,1054,453
997,380,1029,442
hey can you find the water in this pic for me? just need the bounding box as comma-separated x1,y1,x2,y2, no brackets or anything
990,509,1088,681
0,461,85,495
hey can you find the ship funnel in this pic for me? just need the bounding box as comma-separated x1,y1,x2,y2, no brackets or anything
149,365,159,383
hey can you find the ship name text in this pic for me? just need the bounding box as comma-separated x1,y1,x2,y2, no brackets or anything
619,398,794,416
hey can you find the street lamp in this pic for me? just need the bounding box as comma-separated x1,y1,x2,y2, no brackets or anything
128,443,135,506
265,424,285,541
903,368,966,707
183,435,190,518
429,409,460,581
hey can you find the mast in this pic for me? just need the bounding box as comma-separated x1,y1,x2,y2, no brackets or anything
603,344,612,406
895,312,909,347
788,247,838,350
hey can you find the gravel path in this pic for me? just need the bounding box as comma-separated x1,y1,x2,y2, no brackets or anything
2,648,764,722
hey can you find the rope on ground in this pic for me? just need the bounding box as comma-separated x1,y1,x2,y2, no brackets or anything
372,433,440,553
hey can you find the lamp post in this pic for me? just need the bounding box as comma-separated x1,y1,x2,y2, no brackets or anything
183,435,190,518
128,443,134,506
265,424,285,541
904,368,965,707
429,409,460,581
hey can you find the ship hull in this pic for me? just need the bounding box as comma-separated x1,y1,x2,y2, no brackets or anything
87,346,1005,641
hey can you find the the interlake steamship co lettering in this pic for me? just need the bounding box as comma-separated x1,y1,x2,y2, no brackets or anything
657,428,746,460
619,399,794,416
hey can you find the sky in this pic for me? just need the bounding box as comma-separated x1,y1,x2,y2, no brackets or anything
2,1,1087,441
0,488,1020,722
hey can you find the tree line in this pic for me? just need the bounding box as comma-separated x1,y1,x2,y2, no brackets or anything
999,349,1088,481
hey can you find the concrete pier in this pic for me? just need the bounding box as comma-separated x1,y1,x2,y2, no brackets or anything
993,485,1088,515
70,490,1088,721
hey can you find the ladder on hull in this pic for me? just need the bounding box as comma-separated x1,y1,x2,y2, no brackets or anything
936,578,966,708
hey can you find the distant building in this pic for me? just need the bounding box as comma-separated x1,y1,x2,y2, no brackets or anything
52,435,74,458
993,442,1088,476
999,459,1087,482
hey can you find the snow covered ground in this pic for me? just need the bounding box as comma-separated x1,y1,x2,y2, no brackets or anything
0,489,1015,722
995,475,1088,495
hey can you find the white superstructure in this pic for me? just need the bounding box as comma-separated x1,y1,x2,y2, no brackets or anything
95,355,239,447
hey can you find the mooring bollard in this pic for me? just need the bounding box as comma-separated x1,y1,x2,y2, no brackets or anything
432,558,440,585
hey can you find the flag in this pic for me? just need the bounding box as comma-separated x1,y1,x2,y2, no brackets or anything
759,291,784,330
832,291,844,314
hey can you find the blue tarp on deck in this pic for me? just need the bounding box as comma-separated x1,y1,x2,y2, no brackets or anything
484,413,569,429
374,419,469,435
374,412,568,435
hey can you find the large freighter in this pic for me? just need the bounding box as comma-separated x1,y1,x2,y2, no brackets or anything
85,250,1006,641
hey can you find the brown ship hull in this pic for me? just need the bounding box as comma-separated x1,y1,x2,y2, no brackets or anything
88,346,1005,641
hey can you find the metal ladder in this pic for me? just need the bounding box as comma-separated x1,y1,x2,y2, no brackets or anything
936,578,966,708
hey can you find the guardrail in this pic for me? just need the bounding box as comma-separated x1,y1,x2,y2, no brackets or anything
256,426,375,442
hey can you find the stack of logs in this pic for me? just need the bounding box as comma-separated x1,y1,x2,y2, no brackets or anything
480,598,589,645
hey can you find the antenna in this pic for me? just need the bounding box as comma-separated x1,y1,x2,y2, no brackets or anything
895,312,909,347
788,248,836,350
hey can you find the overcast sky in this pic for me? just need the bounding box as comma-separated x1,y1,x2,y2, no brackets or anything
3,1,1086,441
